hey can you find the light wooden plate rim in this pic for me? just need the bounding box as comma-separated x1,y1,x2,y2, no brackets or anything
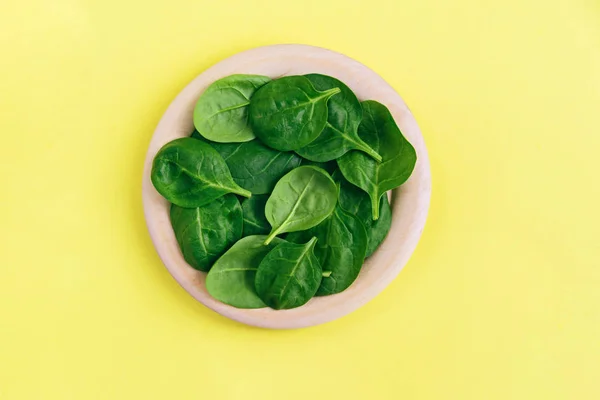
142,44,431,329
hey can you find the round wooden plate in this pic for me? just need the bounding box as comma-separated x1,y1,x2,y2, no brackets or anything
142,44,431,329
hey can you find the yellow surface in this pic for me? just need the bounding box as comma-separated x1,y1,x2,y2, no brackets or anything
1,0,599,398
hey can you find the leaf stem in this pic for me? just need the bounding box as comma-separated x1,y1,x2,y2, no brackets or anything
315,87,341,101
233,187,252,199
359,145,383,162
372,197,380,221
325,87,341,97
264,228,281,245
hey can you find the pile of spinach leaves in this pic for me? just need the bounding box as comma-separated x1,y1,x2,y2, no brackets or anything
151,73,417,310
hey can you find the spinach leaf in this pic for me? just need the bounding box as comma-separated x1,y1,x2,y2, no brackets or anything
295,74,382,162
249,76,341,151
206,236,284,309
337,100,416,220
332,170,392,257
151,138,251,208
190,132,302,194
300,159,337,175
193,74,270,143
254,237,322,310
241,195,270,236
264,166,338,245
170,194,243,272
287,205,367,296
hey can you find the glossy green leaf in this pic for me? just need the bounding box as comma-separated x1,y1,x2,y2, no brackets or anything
332,170,392,257
295,74,381,162
254,237,322,310
337,100,416,220
170,194,243,272
264,166,338,245
287,205,367,296
193,74,270,143
205,236,284,309
249,76,341,151
190,131,302,194
241,195,270,236
151,138,251,207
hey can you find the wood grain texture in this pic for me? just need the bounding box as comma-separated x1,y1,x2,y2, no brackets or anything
142,44,431,329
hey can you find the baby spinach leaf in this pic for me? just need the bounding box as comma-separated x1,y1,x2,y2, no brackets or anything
170,194,243,272
206,236,284,309
300,159,337,175
151,138,251,208
264,166,338,245
249,76,341,151
332,170,392,257
191,131,302,194
241,195,270,236
254,237,322,310
193,74,271,143
295,74,382,162
287,206,367,296
337,100,416,220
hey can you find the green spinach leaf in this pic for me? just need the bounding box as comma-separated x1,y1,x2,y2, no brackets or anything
241,195,270,236
190,132,302,194
170,194,243,272
264,166,338,244
151,138,251,207
206,236,284,309
249,76,340,151
337,100,416,220
332,170,392,257
287,205,367,296
296,74,381,162
254,237,322,310
193,74,270,143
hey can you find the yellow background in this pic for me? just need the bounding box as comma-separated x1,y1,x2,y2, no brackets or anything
1,0,599,398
